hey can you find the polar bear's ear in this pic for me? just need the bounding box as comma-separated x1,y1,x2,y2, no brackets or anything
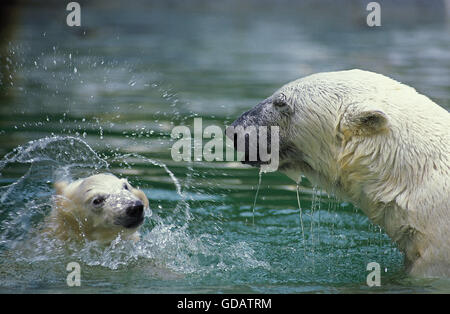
345,110,388,136
54,181,69,195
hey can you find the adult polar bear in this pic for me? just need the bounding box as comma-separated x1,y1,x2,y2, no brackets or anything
229,69,450,277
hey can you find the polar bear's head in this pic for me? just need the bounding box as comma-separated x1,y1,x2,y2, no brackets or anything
229,69,449,218
52,173,149,243
230,70,393,187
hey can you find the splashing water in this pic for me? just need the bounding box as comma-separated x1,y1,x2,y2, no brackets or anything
0,136,108,247
0,136,188,255
0,136,270,291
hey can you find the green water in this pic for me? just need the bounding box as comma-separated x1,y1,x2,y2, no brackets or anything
0,0,449,293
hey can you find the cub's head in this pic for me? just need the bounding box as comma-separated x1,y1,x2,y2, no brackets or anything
53,173,149,243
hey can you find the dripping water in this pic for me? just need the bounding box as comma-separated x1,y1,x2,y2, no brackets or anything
251,169,263,225
309,186,316,254
296,177,306,256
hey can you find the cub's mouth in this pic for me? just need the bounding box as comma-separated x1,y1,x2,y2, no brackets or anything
119,215,144,229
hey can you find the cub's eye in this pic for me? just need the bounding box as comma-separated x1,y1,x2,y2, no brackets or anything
92,196,106,207
123,183,129,190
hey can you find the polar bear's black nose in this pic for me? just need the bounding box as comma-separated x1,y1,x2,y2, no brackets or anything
126,201,144,217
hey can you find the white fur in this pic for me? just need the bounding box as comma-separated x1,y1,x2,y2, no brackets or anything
240,69,449,277
48,173,149,244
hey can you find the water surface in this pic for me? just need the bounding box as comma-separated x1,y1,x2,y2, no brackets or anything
0,0,449,293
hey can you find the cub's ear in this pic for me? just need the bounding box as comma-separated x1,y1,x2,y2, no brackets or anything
54,181,69,195
131,188,149,209
343,110,388,137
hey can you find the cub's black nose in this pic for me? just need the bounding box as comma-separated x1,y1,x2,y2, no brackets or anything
126,201,144,217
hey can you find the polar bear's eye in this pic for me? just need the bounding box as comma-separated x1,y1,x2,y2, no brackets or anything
273,100,286,107
92,196,106,207
273,94,288,110
123,183,129,190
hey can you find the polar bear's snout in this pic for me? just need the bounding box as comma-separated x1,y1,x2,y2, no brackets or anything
227,127,266,167
115,200,145,229
126,201,144,218
227,98,284,168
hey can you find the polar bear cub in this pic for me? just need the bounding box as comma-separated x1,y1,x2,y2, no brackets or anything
49,173,149,244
